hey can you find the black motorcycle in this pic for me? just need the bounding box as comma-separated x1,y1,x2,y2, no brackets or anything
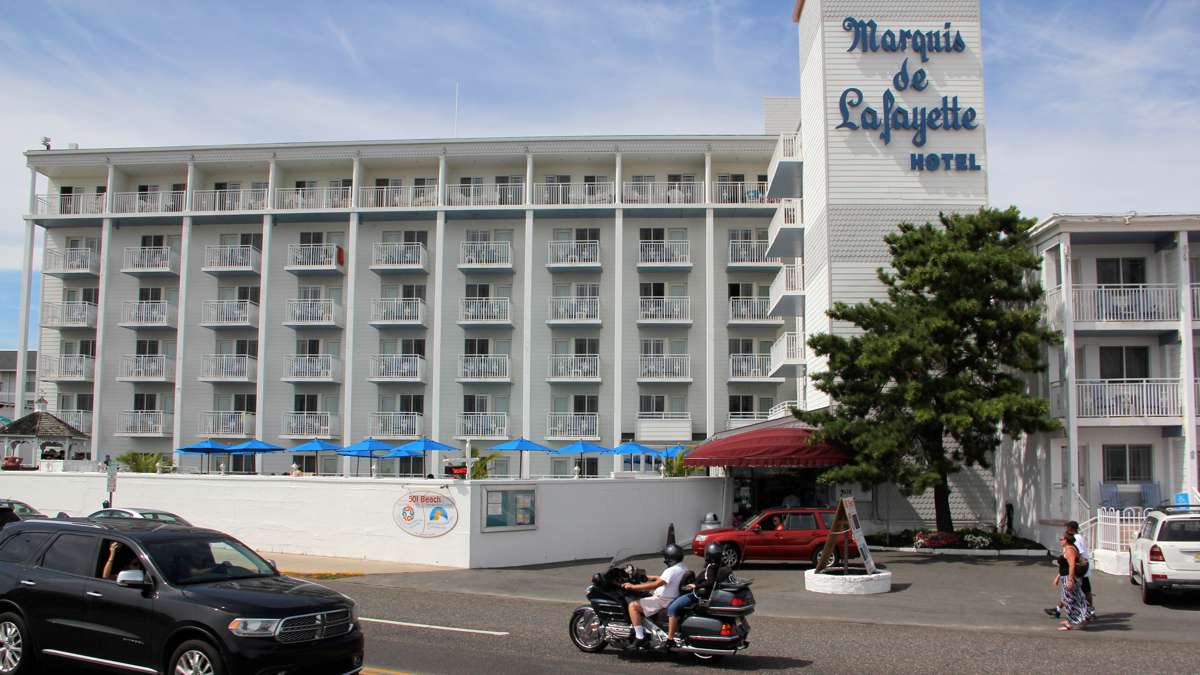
568,548,754,661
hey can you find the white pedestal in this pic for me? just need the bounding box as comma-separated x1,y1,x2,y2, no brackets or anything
804,568,893,595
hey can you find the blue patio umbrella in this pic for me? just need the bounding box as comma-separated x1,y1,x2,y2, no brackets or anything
227,439,285,454
339,437,399,477
492,437,552,478
549,441,611,477
658,444,687,458
176,439,228,474
389,437,459,478
289,439,343,476
605,441,657,455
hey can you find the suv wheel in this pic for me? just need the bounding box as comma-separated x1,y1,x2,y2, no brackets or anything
1129,558,1138,585
720,544,742,569
811,546,838,568
170,639,224,675
1140,567,1157,605
0,612,31,675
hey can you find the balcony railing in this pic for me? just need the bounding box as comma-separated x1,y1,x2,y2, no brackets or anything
728,240,776,266
729,297,774,322
117,411,172,436
771,332,805,371
532,182,615,205
639,355,691,381
727,412,768,429
447,183,524,206
117,354,175,381
42,354,95,381
368,354,425,381
458,355,510,381
712,181,770,204
358,185,439,208
730,354,773,379
546,413,600,439
199,411,256,438
547,355,600,381
768,132,802,182
1071,285,1179,322
367,299,422,325
201,300,258,327
122,246,178,274
59,410,92,433
41,302,97,329
768,400,800,419
638,241,690,266
203,245,261,272
635,412,692,442
112,191,185,214
371,242,427,269
638,297,690,322
43,248,99,276
200,354,256,381
769,263,805,316
622,182,702,205
192,188,268,212
547,241,601,266
286,243,343,269
275,186,351,210
281,412,337,438
548,297,600,322
120,301,175,327
1076,379,1182,418
456,413,508,439
369,412,423,439
283,355,340,381
283,299,342,326
460,241,512,267
34,193,106,215
459,297,511,323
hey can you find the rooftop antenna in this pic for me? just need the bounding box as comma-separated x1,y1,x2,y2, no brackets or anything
40,137,51,150
453,81,460,138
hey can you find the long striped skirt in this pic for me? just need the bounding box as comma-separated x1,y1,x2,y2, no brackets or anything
1059,576,1088,626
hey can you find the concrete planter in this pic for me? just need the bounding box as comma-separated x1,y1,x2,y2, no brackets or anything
804,568,893,595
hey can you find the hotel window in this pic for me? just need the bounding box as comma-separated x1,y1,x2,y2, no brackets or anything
1096,258,1146,285
1098,346,1149,381
639,395,665,416
1102,444,1152,483
729,395,754,416
132,393,159,411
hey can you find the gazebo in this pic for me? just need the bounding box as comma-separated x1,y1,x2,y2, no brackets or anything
0,410,91,469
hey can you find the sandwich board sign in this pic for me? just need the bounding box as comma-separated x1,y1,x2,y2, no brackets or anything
814,496,877,574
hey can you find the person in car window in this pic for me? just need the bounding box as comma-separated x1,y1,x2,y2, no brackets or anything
621,544,687,646
772,515,786,531
101,541,143,581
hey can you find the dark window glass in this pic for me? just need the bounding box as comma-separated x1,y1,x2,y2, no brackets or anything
1158,520,1200,542
41,533,96,576
0,532,51,563
1102,445,1128,483
786,513,818,531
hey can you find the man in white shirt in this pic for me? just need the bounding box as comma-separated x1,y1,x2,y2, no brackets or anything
622,544,688,645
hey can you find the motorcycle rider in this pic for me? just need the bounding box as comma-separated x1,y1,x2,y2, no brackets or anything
664,541,724,647
621,543,688,646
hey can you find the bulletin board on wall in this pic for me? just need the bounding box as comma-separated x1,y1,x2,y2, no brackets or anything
481,486,537,532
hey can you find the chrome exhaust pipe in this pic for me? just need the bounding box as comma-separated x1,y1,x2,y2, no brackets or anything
674,646,738,656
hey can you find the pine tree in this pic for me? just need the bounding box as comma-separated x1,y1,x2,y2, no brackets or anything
798,207,1061,532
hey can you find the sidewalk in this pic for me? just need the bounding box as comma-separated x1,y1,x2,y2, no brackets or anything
265,552,451,577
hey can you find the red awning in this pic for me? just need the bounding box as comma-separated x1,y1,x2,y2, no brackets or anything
684,426,851,468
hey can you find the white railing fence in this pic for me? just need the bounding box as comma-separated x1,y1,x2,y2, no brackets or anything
113,191,185,214
200,354,255,379
639,355,691,379
459,297,511,322
547,355,600,379
1075,379,1182,418
369,412,423,438
533,182,614,205
192,188,268,211
623,181,702,205
36,193,107,215
369,355,424,379
712,181,770,204
199,411,255,437
370,298,425,323
282,412,335,437
204,245,259,269
638,297,690,321
121,301,173,325
457,413,508,437
276,186,351,209
460,241,512,266
729,297,771,321
202,300,256,324
638,240,689,264
547,241,601,265
358,185,439,208
287,243,341,267
1094,507,1149,553
123,246,177,271
42,302,98,327
459,355,510,379
372,242,426,267
548,297,600,321
44,248,98,273
547,413,600,438
728,240,774,264
119,354,174,379
285,355,338,379
730,354,772,378
284,299,338,323
118,411,171,434
1072,285,1179,322
447,183,524,206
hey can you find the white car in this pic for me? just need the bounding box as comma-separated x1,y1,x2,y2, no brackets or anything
1129,505,1200,604
88,507,191,526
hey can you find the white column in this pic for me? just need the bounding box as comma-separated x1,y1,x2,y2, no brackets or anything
430,210,447,472
14,218,35,418
437,155,447,208
343,157,362,443
1177,232,1198,497
91,218,115,459
614,152,623,206
1060,234,1082,519
184,161,196,212
613,207,623,474
171,216,193,459
704,150,712,205
705,207,715,439
525,152,533,207
254,216,273,441
521,209,534,475
267,159,279,209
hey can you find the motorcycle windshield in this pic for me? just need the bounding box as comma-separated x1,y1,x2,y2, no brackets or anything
609,548,638,568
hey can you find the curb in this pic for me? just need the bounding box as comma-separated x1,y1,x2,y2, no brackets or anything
871,546,1049,558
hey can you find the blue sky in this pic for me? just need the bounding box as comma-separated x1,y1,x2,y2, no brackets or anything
0,0,1197,347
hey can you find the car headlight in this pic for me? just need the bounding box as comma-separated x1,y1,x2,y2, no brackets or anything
694,535,707,543
228,618,281,637
350,604,359,622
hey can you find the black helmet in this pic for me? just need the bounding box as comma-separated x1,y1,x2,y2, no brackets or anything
662,543,684,565
704,541,723,565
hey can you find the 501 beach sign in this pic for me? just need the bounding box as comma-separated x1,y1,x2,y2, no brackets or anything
835,17,982,173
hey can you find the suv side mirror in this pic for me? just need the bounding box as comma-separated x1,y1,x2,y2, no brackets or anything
116,569,147,588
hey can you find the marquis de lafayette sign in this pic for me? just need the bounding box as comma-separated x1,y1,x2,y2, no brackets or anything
835,17,982,173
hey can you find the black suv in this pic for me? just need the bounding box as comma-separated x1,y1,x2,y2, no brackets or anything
0,518,363,674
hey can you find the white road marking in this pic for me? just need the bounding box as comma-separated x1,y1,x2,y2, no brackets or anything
360,617,510,636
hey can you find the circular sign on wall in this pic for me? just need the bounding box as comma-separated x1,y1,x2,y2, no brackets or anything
393,491,459,538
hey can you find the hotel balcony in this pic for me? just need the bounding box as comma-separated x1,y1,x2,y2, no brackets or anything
532,182,615,206
368,298,426,327
1071,379,1183,425
367,354,425,382
727,412,768,430
202,245,261,275
769,400,802,419
547,355,601,383
546,413,601,441
116,354,175,382
285,243,344,274
766,132,802,200
198,411,256,439
33,193,106,216
637,297,691,325
116,411,173,437
712,181,771,205
59,410,92,434
638,355,692,383
729,354,783,382
200,300,259,329
622,181,702,206
370,242,428,273
41,302,98,329
769,263,805,317
280,412,338,439
447,183,524,207
119,301,176,329
727,240,779,271
282,355,341,383
769,332,806,378
637,241,691,270
547,297,601,325
369,412,423,439
458,298,512,326
282,299,344,328
275,186,351,210
728,297,782,326
121,246,179,276
1047,284,1180,330
111,190,185,214
41,355,95,382
455,413,508,440
635,413,692,443
43,248,99,277
199,354,257,383
546,241,601,270
192,188,268,212
767,198,804,258
457,355,511,383
358,185,439,209
459,241,513,272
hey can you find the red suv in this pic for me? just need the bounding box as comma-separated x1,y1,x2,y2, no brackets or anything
691,508,857,568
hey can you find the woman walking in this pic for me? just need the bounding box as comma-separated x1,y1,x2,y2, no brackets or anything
1053,533,1089,630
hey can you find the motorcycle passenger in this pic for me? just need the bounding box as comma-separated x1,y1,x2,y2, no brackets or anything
664,541,724,647
622,544,688,645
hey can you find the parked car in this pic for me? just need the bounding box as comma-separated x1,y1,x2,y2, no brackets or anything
89,507,191,526
1129,504,1200,604
0,518,364,674
691,507,857,568
0,500,45,518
